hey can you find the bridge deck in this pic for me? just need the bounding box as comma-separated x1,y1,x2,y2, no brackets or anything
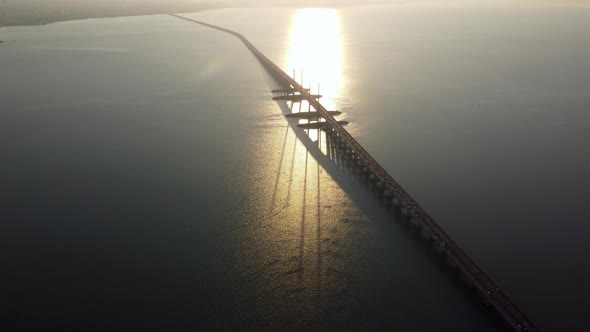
170,13,537,332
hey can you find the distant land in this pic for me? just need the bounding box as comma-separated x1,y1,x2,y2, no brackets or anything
1,0,587,28
0,0,227,27
0,0,536,28
0,0,589,28
0,0,355,28
0,0,387,28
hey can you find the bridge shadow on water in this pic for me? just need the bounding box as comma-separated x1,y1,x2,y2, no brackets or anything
262,77,505,330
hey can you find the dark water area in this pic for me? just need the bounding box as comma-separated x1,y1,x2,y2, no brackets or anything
1,3,589,331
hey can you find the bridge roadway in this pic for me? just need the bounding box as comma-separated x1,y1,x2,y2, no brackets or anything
170,14,537,331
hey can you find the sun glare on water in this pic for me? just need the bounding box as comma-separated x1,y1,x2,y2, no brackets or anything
287,8,343,113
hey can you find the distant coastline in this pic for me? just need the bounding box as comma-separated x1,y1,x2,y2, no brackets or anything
0,13,210,30
1,0,587,29
0,0,425,29
0,1,222,29
0,11,202,29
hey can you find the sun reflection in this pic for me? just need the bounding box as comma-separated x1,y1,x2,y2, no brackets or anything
286,8,343,143
287,8,342,114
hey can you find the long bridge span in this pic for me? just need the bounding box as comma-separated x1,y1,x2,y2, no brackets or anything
170,13,537,332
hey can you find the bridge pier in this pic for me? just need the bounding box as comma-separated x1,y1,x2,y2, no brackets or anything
432,240,447,256
401,204,412,217
408,218,420,229
445,255,459,269
420,227,433,241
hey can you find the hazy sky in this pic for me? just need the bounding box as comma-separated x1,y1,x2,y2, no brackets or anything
2,0,588,11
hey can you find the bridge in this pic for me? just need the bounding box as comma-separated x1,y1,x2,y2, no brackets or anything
272,94,322,101
170,13,537,332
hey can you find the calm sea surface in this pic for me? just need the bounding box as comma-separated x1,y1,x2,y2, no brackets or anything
1,3,589,331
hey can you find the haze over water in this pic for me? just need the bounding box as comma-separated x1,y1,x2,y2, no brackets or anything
1,3,589,330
